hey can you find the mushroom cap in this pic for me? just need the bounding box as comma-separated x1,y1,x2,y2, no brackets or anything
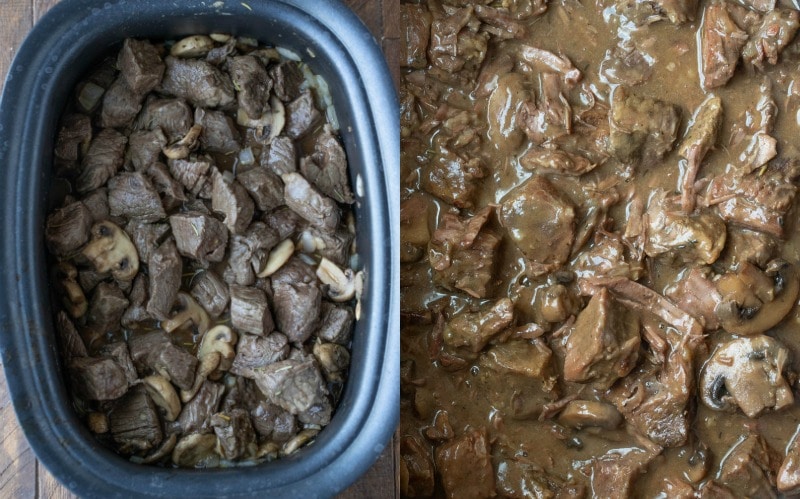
316,257,355,302
142,375,181,422
162,292,210,335
81,221,139,281
172,433,219,468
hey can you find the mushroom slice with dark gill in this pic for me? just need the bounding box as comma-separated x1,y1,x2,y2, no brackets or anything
81,221,139,281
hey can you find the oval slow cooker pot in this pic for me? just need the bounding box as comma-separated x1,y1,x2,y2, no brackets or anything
0,0,399,497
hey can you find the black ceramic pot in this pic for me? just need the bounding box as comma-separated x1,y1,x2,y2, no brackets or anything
0,0,399,497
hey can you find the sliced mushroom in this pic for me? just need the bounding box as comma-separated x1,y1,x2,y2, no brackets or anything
140,433,178,465
557,400,622,430
257,239,295,278
180,352,220,404
778,425,800,494
316,257,355,302
141,375,181,421
162,292,210,335
282,428,319,456
209,33,231,43
170,35,215,58
256,441,280,461
162,124,202,160
82,221,139,281
180,325,237,403
55,262,88,319
312,341,350,383
236,96,285,144
172,433,219,468
700,335,793,418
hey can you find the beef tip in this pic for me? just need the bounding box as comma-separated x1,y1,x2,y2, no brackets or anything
108,386,163,452
443,298,514,353
55,311,88,361
263,206,302,241
108,171,166,222
100,77,143,129
87,282,130,332
168,156,213,196
700,2,748,89
599,43,654,86
264,135,296,175
665,268,722,330
719,228,776,269
299,124,354,204
237,166,284,212
76,128,128,193
194,107,241,154
679,96,723,213
298,395,333,426
220,376,260,414
564,288,640,389
228,55,271,119
428,6,489,73
227,222,280,285
81,188,109,222
98,341,138,384
126,129,167,171
136,97,193,142
69,356,129,401
252,358,329,416
230,332,289,378
124,220,169,264
271,257,322,343
190,270,229,317
205,37,237,66
435,428,495,499
591,446,659,498
118,38,164,96
520,72,571,145
145,161,186,210
128,330,198,391
301,226,352,267
122,274,150,327
250,401,297,442
499,176,575,276
482,340,553,381
45,201,92,257
211,408,255,460
211,171,255,235
401,4,432,69
316,302,354,345
400,435,435,497
285,90,322,139
169,212,228,266
615,0,697,26
778,425,800,494
718,434,779,497
159,56,236,109
145,239,182,321
421,146,485,209
230,285,275,336
178,380,225,434
609,86,680,164
269,61,303,102
282,172,340,232
429,206,501,299
54,113,92,164
571,229,644,282
743,9,800,68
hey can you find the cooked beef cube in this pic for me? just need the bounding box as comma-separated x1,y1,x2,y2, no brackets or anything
145,161,186,210
237,167,284,212
718,434,779,497
303,226,352,267
169,212,228,265
98,341,138,384
228,55,271,119
435,428,496,499
269,61,303,102
78,269,109,294
136,97,193,142
443,298,514,353
271,257,322,343
108,171,166,222
87,282,130,332
316,302,354,345
205,37,237,66
76,128,128,193
401,4,432,69
230,285,275,336
521,72,572,145
563,288,640,389
230,332,289,378
128,329,167,369
666,268,722,330
168,156,213,196
591,447,658,498
401,436,436,497
299,125,354,204
55,311,88,361
190,270,229,317
263,206,302,240
421,146,485,209
227,222,281,285
252,358,329,416
129,330,198,391
251,401,297,442
599,44,653,86
282,172,339,232
211,171,255,235
743,9,800,68
609,86,680,164
285,90,322,139
54,113,92,163
45,201,92,256
220,376,260,414
719,228,777,269
211,408,255,460
429,206,501,298
159,56,236,109
428,6,488,73
126,128,167,171
178,380,225,434
100,77,143,129
482,340,553,380
81,188,109,222
499,176,575,276
69,356,129,401
146,239,182,321
265,135,296,175
700,2,748,90
118,38,165,96
124,220,169,264
109,385,163,451
122,274,150,327
194,107,241,154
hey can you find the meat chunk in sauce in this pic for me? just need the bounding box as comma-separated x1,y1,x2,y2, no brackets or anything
608,86,680,164
434,428,496,499
700,2,748,89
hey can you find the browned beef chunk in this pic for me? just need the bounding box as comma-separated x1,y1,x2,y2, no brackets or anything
160,56,235,109
443,298,514,353
45,201,92,256
194,107,241,154
521,72,571,145
316,302,354,345
269,61,303,102
271,257,322,343
205,37,237,66
778,426,800,494
178,381,225,434
230,285,275,336
54,113,92,164
599,43,653,86
435,428,495,499
237,167,284,212
126,129,167,171
228,55,271,120
76,128,128,193
429,206,501,299
122,274,150,327
124,220,168,264
563,288,640,389
263,206,302,241
88,282,130,332
252,358,329,417
211,408,255,460
282,172,340,232
591,446,659,498
230,332,289,378
615,0,697,25
128,330,198,391
743,9,800,68
251,401,297,442
700,2,748,89
145,239,182,321
303,226,352,267
299,125,354,204
81,188,109,222
609,86,680,164
190,270,229,317
100,77,143,129
265,135,296,175
227,222,280,285
482,340,553,381
421,146,485,209
55,311,88,361
118,38,164,96
211,171,255,235
666,268,722,330
98,341,138,384
69,356,129,401
108,171,166,222
718,434,779,497
109,385,163,451
169,212,228,266
400,435,435,497
499,176,575,276
428,6,488,73
145,161,186,210
136,97,193,142
719,228,776,270
401,4,432,69
285,90,322,139
168,156,213,196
